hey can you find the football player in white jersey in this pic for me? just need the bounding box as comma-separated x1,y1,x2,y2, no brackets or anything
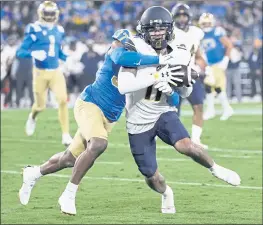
118,6,241,214
170,3,208,149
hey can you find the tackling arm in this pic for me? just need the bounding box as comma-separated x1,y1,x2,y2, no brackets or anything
109,40,160,67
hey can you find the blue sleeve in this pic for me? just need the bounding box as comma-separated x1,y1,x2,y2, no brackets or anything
16,33,33,58
58,30,67,61
166,91,180,106
109,47,159,67
59,47,67,61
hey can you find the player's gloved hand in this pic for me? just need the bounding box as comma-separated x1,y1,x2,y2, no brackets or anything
154,81,173,95
158,54,174,65
31,50,47,61
217,56,229,71
154,64,184,87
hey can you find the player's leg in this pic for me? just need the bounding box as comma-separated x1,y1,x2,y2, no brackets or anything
59,100,114,215
18,128,86,206
26,68,48,136
128,128,175,214
214,68,234,120
49,69,72,145
203,69,216,120
187,79,207,149
157,111,240,186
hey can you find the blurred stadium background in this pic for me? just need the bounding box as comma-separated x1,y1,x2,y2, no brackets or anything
1,0,262,109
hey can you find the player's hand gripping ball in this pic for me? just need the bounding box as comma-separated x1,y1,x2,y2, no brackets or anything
169,64,199,87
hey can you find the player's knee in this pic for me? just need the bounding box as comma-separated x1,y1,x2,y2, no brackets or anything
205,85,212,94
193,104,203,114
139,165,157,178
215,87,222,94
57,96,67,106
60,150,76,168
174,138,193,155
88,138,108,156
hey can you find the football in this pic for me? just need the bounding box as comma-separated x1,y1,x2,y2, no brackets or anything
170,64,199,87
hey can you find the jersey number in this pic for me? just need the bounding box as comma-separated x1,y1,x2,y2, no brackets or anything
48,35,55,57
145,85,162,102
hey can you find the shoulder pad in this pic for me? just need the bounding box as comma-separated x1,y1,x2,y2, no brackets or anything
30,22,42,32
57,25,65,33
190,26,204,40
214,27,226,37
124,37,137,52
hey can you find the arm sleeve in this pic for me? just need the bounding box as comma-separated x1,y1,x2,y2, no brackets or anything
110,47,159,67
174,86,193,98
166,92,180,106
58,29,68,61
16,25,34,58
59,47,67,61
118,66,157,94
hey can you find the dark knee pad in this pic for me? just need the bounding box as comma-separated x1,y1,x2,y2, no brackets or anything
205,85,212,93
215,87,222,94
138,165,157,178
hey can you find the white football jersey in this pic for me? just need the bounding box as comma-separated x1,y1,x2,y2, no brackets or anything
125,36,177,134
169,25,204,66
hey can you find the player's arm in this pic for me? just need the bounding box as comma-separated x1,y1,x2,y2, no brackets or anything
16,28,34,58
118,64,185,95
194,47,207,73
59,47,67,61
58,27,68,61
218,27,233,70
16,25,47,61
109,40,159,67
118,66,158,94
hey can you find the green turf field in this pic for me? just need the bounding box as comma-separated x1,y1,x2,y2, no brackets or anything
1,103,262,224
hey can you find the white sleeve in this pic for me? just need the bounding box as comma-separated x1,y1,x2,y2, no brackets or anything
118,66,157,94
175,86,193,98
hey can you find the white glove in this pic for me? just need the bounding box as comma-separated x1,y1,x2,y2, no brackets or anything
31,50,47,61
154,64,184,87
217,56,229,71
154,81,173,95
159,54,174,65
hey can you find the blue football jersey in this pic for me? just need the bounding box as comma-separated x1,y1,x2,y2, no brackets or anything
79,50,124,122
201,27,226,65
16,22,67,69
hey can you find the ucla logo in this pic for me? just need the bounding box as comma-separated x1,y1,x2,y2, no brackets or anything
111,76,118,88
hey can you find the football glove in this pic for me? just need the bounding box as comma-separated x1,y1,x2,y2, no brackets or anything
153,64,184,87
31,50,47,61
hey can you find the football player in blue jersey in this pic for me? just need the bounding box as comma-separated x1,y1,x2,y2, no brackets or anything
18,27,182,214
199,13,234,121
16,1,72,145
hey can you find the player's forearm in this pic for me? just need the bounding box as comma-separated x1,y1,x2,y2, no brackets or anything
16,47,32,58
59,48,67,61
175,86,193,98
118,66,157,94
167,92,180,106
110,47,159,67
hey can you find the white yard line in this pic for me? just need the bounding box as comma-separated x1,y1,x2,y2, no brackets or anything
1,137,262,154
1,170,262,190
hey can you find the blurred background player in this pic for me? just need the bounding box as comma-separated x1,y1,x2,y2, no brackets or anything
1,34,18,109
170,3,208,149
16,1,72,145
199,13,234,121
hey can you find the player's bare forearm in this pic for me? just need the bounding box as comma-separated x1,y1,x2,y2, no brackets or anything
220,36,233,57
195,48,207,71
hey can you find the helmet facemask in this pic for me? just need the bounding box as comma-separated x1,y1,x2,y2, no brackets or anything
174,13,190,31
138,22,173,50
